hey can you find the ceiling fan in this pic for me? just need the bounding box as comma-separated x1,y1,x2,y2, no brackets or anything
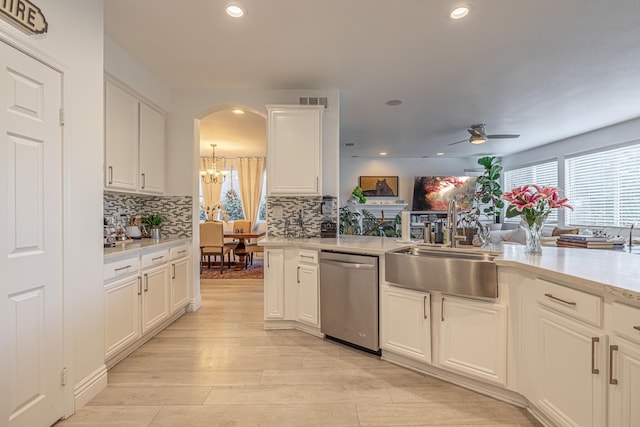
448,124,520,146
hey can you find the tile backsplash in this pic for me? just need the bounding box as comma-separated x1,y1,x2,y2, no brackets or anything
267,195,332,237
104,192,192,238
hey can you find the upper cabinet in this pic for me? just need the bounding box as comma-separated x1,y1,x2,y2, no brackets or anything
105,78,165,194
266,105,323,196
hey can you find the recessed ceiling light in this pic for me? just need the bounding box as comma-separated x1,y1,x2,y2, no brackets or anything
226,3,246,18
385,100,402,106
450,6,470,20
436,152,445,156
232,109,245,115
379,152,388,156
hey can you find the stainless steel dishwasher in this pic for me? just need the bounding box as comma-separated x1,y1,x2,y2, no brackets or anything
319,251,379,353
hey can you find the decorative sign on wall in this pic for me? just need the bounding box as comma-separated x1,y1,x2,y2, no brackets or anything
0,0,48,34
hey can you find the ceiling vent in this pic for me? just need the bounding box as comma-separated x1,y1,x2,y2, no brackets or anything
299,96,328,108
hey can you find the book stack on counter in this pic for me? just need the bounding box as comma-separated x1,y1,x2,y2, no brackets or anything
556,234,625,249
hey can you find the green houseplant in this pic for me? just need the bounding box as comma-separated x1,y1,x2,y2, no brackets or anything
143,213,166,239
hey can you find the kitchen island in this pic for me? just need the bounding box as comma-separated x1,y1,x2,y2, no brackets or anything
259,236,640,427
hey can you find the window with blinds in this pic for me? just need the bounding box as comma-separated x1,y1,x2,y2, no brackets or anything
503,161,559,223
565,143,640,227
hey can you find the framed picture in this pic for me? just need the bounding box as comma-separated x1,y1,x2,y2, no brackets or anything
359,176,399,197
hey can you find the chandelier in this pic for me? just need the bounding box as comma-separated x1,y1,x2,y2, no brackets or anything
200,144,228,184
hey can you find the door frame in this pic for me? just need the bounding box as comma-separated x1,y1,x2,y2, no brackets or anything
0,28,75,419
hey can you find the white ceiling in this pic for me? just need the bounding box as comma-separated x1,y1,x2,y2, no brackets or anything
104,0,640,159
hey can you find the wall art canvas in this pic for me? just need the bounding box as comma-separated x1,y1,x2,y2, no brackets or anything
359,176,399,197
412,176,477,211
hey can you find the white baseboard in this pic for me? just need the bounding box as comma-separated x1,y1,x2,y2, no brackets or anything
74,364,107,409
188,294,202,312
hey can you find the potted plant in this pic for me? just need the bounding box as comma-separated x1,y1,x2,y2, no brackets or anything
143,213,166,239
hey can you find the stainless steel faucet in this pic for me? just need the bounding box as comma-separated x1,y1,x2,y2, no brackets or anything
630,223,635,248
447,199,457,248
297,209,308,238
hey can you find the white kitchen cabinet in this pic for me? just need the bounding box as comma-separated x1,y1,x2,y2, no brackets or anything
381,285,431,364
105,80,139,191
170,257,190,314
141,263,170,334
104,78,165,194
438,295,507,386
266,105,322,196
104,274,141,360
296,250,319,327
529,305,606,427
138,102,165,194
264,248,285,320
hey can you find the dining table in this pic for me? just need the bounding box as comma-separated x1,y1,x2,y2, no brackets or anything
223,230,266,271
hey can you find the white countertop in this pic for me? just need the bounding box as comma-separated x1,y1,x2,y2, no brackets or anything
104,237,191,260
260,236,640,302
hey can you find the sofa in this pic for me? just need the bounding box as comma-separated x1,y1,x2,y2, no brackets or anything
489,222,579,246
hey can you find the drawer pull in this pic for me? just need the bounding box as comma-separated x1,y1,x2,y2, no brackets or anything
609,345,619,385
152,256,164,261
423,296,428,320
591,337,599,374
114,265,132,272
296,266,300,283
178,250,187,254
634,326,640,331
544,293,577,306
300,255,315,260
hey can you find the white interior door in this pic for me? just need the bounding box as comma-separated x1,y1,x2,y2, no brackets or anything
0,40,64,427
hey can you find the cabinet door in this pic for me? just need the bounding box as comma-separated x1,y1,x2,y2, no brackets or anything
139,102,165,194
609,338,640,427
297,263,319,327
267,106,322,195
438,295,507,386
104,275,141,359
105,81,138,191
170,257,189,314
531,306,606,427
381,285,431,363
264,248,285,319
141,264,170,334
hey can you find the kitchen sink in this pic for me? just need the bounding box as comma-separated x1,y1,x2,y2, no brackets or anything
385,246,499,298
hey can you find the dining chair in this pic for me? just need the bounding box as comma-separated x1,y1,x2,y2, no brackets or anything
199,221,232,273
225,220,252,261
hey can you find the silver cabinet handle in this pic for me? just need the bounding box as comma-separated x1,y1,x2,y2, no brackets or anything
115,265,132,272
423,296,428,320
609,345,619,385
137,276,142,296
172,263,176,279
178,250,187,254
634,326,640,331
300,255,315,260
141,173,146,189
321,259,375,269
108,166,113,185
591,337,599,374
544,293,577,306
144,273,149,292
441,297,445,322
152,256,164,261
267,252,270,268
316,176,319,190
297,266,300,283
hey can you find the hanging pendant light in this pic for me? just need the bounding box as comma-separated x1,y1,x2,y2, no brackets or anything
200,144,228,184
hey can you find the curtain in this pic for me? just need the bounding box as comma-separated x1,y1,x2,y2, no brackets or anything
237,157,265,231
200,157,223,219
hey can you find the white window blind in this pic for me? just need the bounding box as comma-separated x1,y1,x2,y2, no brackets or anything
565,143,640,227
503,161,559,223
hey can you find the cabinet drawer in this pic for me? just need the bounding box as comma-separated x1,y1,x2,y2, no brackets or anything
104,255,140,282
298,249,318,264
141,248,170,269
613,302,640,344
534,279,602,327
170,243,190,260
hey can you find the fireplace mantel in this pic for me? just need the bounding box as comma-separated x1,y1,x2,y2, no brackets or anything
357,203,408,219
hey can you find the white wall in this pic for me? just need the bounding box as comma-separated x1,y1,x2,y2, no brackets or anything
340,156,477,208
1,0,106,415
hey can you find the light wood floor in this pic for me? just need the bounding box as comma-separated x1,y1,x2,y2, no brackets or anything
57,279,540,426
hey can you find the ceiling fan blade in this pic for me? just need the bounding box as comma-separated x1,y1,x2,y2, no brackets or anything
448,139,468,146
486,134,520,139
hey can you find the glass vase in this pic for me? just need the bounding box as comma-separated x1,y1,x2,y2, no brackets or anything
521,215,547,254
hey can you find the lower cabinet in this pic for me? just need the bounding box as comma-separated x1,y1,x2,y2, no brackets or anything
438,295,507,386
296,262,319,326
104,274,141,359
170,257,190,314
381,285,431,363
264,248,285,319
609,337,640,427
141,263,170,334
529,305,606,427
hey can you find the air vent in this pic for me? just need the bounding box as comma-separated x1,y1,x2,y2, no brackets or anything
299,96,328,108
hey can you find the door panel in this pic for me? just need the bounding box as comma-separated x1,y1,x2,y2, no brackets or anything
0,41,64,427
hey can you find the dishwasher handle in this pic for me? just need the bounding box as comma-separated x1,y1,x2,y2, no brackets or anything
320,259,376,269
